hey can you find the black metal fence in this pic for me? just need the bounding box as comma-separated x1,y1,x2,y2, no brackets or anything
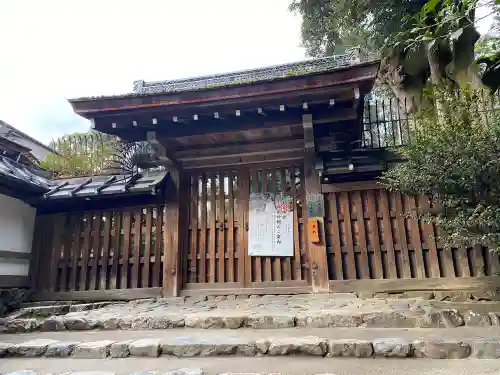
363,90,500,149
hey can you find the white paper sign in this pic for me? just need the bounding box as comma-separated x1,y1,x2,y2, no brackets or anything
248,192,293,256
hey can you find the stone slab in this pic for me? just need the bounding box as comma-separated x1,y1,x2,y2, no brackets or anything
8,339,59,357
45,341,80,357
129,338,161,357
267,336,328,356
412,339,471,359
372,338,411,357
472,338,500,358
327,339,373,357
73,340,115,359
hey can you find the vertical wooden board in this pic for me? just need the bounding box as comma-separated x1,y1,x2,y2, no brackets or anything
89,211,102,290
457,247,471,277
261,169,273,282
406,196,426,278
69,215,82,291
281,167,292,281
59,215,75,292
487,248,500,276
471,244,486,276
270,169,282,281
418,196,441,278
366,190,383,279
199,175,208,283
354,191,370,279
80,212,92,291
29,217,44,291
240,169,250,286
152,206,163,287
110,211,122,289
394,193,412,278
327,192,343,280
99,212,112,290
143,207,153,287
132,209,142,288
49,214,65,292
218,172,226,283
379,190,398,278
340,192,357,279
121,211,132,288
290,167,302,281
190,176,199,283
209,175,217,283
227,171,235,282
250,169,262,282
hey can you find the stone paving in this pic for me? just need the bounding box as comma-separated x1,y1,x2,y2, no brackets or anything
2,294,500,334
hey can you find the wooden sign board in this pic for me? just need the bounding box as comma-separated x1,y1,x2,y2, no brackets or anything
306,193,325,218
248,192,293,257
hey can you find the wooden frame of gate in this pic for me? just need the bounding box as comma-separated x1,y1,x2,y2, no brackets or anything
181,161,311,296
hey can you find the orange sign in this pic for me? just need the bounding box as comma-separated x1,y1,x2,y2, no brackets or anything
307,218,320,243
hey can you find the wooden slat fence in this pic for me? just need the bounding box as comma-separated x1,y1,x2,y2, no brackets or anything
184,164,308,291
324,186,500,283
33,204,165,295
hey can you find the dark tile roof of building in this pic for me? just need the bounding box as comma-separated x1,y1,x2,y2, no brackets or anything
43,170,168,200
0,155,51,192
69,52,364,101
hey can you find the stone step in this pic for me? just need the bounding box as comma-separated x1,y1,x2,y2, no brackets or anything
2,295,499,333
0,356,498,375
2,327,500,360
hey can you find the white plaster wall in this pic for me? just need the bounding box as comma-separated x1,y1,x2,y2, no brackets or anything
0,194,36,278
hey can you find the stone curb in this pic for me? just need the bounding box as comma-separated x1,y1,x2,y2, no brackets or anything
2,308,499,333
1,336,499,359
1,371,343,375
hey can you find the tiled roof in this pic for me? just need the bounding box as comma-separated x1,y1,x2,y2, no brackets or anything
43,170,168,200
0,155,51,191
69,52,362,101
133,52,360,95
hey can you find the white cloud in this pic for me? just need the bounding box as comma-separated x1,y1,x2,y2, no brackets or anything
0,0,305,144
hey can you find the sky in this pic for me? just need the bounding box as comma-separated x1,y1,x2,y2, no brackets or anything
0,0,306,144
0,1,495,146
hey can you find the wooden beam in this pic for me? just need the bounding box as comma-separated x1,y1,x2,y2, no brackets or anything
162,170,187,297
321,180,384,193
176,138,303,160
146,131,181,169
302,114,329,293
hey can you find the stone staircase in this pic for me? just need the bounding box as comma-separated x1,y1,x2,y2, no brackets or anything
2,294,500,374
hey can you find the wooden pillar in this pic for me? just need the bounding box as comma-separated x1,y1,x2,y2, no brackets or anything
163,168,187,297
302,114,330,293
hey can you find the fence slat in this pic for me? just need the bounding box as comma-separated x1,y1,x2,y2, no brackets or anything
262,169,272,282
209,175,217,283
291,167,302,281
199,175,207,283
218,173,226,283
241,169,250,286
250,169,261,282
394,192,411,278
419,196,440,277
49,214,65,292
354,191,370,279
190,176,199,283
69,216,82,291
407,196,426,278
89,212,102,290
59,214,75,291
80,213,92,291
100,212,112,290
366,190,383,279
227,171,235,282
153,206,163,287
270,169,282,281
132,209,142,287
121,212,132,288
281,167,292,281
379,190,398,278
143,207,153,287
110,211,122,289
340,192,356,279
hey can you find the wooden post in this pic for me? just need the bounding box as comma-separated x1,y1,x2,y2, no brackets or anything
302,114,329,293
163,168,186,297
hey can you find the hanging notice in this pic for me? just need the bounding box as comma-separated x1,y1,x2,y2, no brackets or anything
248,192,293,256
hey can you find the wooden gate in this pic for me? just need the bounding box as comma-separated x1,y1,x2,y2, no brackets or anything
182,162,309,295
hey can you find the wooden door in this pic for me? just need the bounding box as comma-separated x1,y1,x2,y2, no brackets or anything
182,163,308,294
